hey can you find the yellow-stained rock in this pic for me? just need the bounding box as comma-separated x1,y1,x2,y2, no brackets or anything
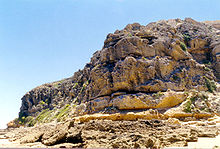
167,118,181,125
109,91,187,110
164,101,214,119
73,111,216,123
189,38,207,50
89,97,110,111
109,94,156,110
74,111,164,123
155,91,187,108
169,42,192,61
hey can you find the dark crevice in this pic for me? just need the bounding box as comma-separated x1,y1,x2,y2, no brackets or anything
51,132,84,146
205,49,212,62
36,134,43,142
91,89,161,100
104,62,115,72
104,62,115,85
140,36,158,45
53,136,67,145
111,54,144,64
182,32,191,47
66,132,84,144
108,74,114,86
112,89,149,95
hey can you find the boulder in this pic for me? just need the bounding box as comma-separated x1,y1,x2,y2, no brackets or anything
41,123,69,145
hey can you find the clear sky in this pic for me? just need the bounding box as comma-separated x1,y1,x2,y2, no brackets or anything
0,0,219,129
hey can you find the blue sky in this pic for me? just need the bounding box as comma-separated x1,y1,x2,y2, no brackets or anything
0,0,219,128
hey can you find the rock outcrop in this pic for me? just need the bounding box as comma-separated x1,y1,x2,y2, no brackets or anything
204,20,220,30
15,18,220,127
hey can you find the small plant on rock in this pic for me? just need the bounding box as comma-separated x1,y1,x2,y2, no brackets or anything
183,95,197,113
128,33,132,37
204,67,211,71
204,76,216,93
152,91,164,99
180,42,187,51
183,91,210,113
173,75,180,81
142,56,148,61
73,82,78,88
40,101,46,105
183,33,191,42
184,99,192,113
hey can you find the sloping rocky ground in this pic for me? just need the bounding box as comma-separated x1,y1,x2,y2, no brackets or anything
5,18,220,148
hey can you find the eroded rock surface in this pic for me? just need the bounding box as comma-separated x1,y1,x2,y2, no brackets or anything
4,118,220,148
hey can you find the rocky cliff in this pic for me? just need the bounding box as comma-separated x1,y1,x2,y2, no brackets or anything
10,18,220,128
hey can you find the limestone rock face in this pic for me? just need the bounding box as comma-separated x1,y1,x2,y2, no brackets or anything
89,91,187,110
17,18,220,125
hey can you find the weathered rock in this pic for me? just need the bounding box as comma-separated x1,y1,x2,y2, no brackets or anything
41,123,69,145
88,96,110,112
18,124,55,144
4,118,220,148
20,129,43,144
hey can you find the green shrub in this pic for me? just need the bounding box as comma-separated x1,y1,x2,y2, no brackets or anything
204,77,216,93
173,75,179,81
183,91,209,113
73,83,78,88
40,101,46,105
79,80,89,94
26,116,34,127
190,96,196,103
184,100,192,113
180,42,187,51
27,109,54,126
53,80,64,88
183,96,197,113
142,57,148,61
45,99,49,104
22,104,72,127
35,109,50,121
183,33,191,42
51,104,70,122
128,33,132,37
204,67,211,71
17,116,26,125
202,60,211,65
152,91,164,99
